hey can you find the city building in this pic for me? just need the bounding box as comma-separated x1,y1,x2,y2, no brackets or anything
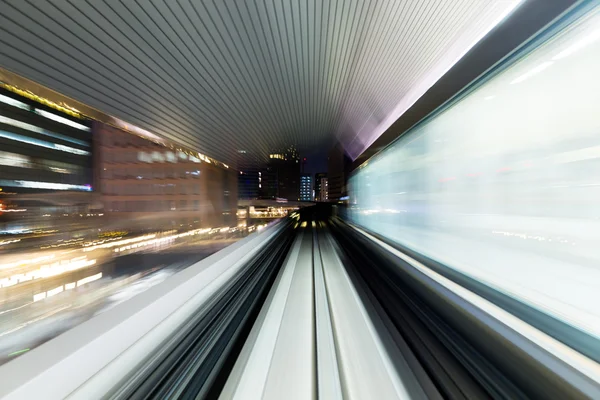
314,173,327,201
0,86,93,193
300,173,312,201
0,77,239,236
237,150,261,200
314,173,328,202
0,85,96,233
259,164,278,199
95,122,237,231
328,143,352,201
261,146,300,200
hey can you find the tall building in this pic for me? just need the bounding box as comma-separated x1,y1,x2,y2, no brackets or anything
0,86,95,234
95,122,237,230
259,164,278,199
300,173,312,201
263,146,300,200
0,86,93,193
320,177,328,202
328,143,352,201
0,78,238,236
314,173,328,202
237,150,261,200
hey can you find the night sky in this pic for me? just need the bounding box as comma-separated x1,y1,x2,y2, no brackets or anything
300,148,328,176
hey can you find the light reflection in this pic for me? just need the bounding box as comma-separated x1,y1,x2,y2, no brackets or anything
0,222,262,363
0,257,96,288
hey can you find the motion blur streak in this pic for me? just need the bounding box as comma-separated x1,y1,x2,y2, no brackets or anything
33,109,91,132
349,5,600,338
1,1,600,399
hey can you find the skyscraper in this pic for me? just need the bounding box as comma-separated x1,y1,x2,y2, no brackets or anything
263,146,300,200
328,143,351,201
237,150,261,200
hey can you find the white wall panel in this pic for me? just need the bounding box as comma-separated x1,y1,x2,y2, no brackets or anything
349,5,600,337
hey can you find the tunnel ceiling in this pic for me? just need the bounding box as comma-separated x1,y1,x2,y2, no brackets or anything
0,0,523,166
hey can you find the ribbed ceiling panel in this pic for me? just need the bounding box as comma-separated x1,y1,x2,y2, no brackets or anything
0,0,522,165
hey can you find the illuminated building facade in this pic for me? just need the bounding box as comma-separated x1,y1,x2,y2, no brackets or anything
314,173,328,202
0,86,93,194
95,123,237,230
263,146,300,200
0,76,238,236
300,174,312,201
0,86,95,233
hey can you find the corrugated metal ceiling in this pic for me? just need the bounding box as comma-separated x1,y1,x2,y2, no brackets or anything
0,0,522,165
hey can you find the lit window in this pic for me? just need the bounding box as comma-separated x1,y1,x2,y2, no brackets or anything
0,94,29,110
34,109,91,131
0,116,89,147
0,129,90,156
0,179,91,191
0,150,30,168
